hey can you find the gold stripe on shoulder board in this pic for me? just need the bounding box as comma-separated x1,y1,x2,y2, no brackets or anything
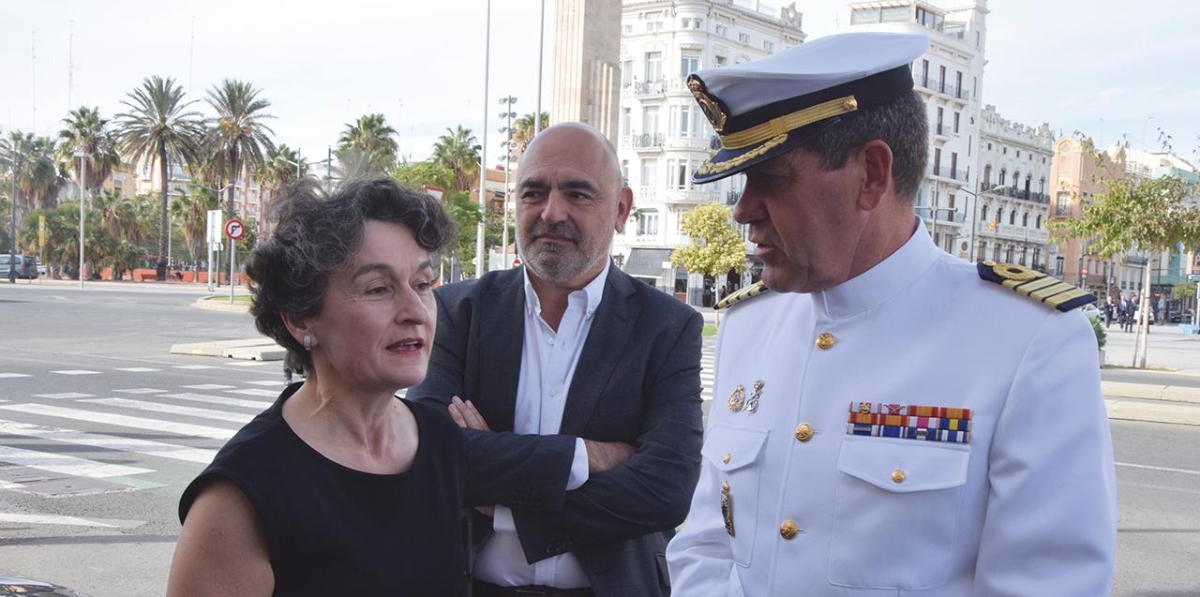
715,281,770,311
978,261,1096,313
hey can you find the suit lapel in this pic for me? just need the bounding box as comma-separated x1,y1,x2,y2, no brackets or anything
560,267,639,435
478,269,526,433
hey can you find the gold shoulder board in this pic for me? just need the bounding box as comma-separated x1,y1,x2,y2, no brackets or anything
977,261,1096,312
715,281,770,311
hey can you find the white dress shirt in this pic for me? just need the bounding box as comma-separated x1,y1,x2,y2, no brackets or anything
474,261,610,588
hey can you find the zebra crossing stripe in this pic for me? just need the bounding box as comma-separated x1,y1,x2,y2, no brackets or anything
162,392,272,410
0,373,32,378
0,444,153,478
81,398,254,424
0,404,236,440
0,419,216,465
225,388,280,397
0,512,145,529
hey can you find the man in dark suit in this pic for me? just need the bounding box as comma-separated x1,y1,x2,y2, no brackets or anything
409,123,704,597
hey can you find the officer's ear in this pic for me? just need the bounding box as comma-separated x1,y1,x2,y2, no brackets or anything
855,140,893,212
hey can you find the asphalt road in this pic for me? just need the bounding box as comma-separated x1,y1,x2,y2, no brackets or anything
0,282,1197,597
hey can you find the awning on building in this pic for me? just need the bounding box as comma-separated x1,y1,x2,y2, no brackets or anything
624,248,674,277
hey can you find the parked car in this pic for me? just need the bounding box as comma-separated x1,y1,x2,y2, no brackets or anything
0,254,39,279
0,574,92,596
1080,303,1102,321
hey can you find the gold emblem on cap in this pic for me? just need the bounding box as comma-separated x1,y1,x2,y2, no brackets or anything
745,380,765,413
688,77,728,133
727,385,746,412
721,481,736,536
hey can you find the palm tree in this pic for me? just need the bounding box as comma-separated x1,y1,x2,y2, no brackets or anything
512,111,550,154
169,182,219,280
255,144,306,225
431,125,481,193
115,75,205,279
205,79,275,227
57,106,123,197
336,113,398,180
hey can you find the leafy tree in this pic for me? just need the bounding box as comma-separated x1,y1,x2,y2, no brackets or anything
670,202,748,287
57,106,122,196
444,191,483,279
337,114,398,180
115,75,205,279
391,161,455,194
1051,175,1200,367
169,182,220,280
431,125,481,193
512,111,549,154
2,132,64,212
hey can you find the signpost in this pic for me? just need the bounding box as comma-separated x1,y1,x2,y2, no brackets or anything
205,210,222,292
224,218,244,304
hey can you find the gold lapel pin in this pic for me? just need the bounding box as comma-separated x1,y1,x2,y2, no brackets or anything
727,385,746,413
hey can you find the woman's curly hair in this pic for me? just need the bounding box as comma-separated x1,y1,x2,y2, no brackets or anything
243,178,456,375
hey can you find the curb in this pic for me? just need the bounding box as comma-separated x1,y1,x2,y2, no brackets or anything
1104,399,1200,426
193,296,251,313
1101,381,1200,404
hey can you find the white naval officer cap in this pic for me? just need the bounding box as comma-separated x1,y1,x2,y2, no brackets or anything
687,31,930,184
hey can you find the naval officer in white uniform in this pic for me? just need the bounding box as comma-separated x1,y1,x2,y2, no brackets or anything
666,32,1117,597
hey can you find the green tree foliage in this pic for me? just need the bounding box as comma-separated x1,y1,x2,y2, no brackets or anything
391,161,455,194
1172,281,1197,302
337,114,398,180
670,202,748,278
512,111,550,154
115,75,205,279
1051,175,1200,366
58,106,122,197
169,183,220,279
444,191,482,279
2,131,65,212
431,126,481,193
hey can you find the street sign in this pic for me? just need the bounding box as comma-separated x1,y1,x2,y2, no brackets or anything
224,218,245,240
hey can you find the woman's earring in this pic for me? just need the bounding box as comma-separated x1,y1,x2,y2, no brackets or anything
303,335,312,351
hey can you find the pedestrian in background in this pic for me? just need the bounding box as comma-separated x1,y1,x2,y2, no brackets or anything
167,178,467,597
666,32,1116,597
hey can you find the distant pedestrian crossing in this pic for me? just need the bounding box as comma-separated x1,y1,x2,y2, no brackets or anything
0,341,720,503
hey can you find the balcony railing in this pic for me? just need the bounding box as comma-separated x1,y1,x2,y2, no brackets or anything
634,78,668,96
917,76,971,102
981,183,1050,204
620,133,665,149
929,165,969,183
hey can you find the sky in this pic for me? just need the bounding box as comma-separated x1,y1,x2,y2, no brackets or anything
3,0,1198,170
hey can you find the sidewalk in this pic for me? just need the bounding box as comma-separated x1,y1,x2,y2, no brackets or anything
4,276,251,296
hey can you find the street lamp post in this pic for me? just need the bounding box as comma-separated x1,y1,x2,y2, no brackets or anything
74,151,89,288
475,0,493,276
7,161,16,284
499,95,517,268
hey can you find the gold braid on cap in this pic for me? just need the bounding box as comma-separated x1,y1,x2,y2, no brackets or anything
698,135,789,176
720,96,859,150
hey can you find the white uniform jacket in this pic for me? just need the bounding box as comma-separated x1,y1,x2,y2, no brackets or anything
667,228,1116,597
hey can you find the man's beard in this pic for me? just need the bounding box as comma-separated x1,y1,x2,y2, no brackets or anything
519,220,606,284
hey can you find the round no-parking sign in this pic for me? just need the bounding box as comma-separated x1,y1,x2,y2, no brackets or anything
224,218,245,240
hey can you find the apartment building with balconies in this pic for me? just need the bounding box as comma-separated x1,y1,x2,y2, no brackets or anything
974,104,1054,269
614,0,805,300
845,0,988,257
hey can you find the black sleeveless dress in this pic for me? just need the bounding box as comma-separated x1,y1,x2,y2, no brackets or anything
180,383,466,596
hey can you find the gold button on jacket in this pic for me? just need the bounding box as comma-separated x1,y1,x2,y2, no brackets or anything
794,423,814,442
816,332,836,350
891,469,907,484
779,520,800,540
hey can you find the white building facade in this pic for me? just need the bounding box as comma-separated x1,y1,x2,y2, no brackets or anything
975,104,1054,269
845,0,988,259
615,0,805,305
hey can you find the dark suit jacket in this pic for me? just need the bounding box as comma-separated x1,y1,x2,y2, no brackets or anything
408,265,704,597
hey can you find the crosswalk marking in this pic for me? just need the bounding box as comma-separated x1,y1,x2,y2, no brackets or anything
0,444,153,478
0,403,236,441
115,367,160,372
81,398,255,424
114,388,166,394
226,388,280,397
51,370,101,376
226,361,272,367
246,380,286,387
0,512,145,529
32,392,94,399
182,384,235,390
0,419,216,465
162,392,272,410
0,373,32,379
173,365,218,370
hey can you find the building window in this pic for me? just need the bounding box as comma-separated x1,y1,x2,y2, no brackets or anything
1016,150,1021,158
738,32,750,44
642,105,660,135
637,209,660,236
1012,171,1020,188
939,65,946,93
715,55,727,67
621,107,631,135
644,52,663,82
1036,214,1042,229
623,24,633,34
953,111,960,134
641,158,658,187
950,152,958,178
921,60,929,86
996,207,1003,225
933,147,942,175
668,159,690,190
763,40,774,52
980,205,988,222
621,60,633,87
955,71,963,98
1022,212,1029,227
1056,256,1065,276
1055,191,1070,215
715,24,728,36
680,52,700,77
936,107,944,135
983,164,992,186
621,160,629,183
999,169,1006,186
